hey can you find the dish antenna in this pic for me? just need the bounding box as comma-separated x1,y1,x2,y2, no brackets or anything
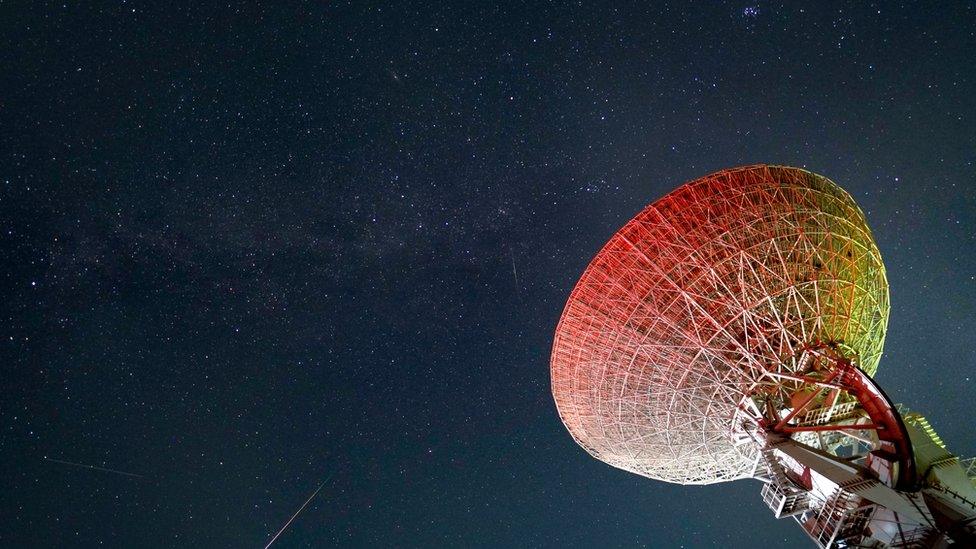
551,165,976,547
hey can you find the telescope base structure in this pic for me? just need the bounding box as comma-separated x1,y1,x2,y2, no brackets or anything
760,435,976,548
745,347,976,547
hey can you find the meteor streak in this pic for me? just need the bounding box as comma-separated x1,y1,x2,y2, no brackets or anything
264,478,329,548
43,457,144,479
510,248,521,300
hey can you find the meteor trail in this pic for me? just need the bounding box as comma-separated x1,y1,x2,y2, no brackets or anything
43,457,144,479
510,248,521,300
264,478,329,548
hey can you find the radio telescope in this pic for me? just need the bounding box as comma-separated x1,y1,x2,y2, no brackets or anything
551,165,976,547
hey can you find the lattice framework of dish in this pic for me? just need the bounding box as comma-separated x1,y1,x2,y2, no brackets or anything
550,165,889,484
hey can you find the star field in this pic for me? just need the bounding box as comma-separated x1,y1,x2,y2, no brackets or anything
2,2,975,547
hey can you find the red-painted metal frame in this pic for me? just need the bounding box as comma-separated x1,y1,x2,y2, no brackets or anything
764,352,917,489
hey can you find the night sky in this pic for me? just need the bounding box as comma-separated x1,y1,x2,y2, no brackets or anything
3,2,975,547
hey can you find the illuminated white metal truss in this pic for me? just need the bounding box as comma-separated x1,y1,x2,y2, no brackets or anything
551,165,889,484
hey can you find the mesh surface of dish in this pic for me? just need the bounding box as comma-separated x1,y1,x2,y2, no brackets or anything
551,165,889,484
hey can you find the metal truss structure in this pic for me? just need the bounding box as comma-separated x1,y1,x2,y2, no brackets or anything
551,165,976,546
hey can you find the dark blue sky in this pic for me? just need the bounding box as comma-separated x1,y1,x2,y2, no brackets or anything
3,2,974,547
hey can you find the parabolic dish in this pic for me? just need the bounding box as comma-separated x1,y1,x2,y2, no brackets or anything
550,165,889,484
